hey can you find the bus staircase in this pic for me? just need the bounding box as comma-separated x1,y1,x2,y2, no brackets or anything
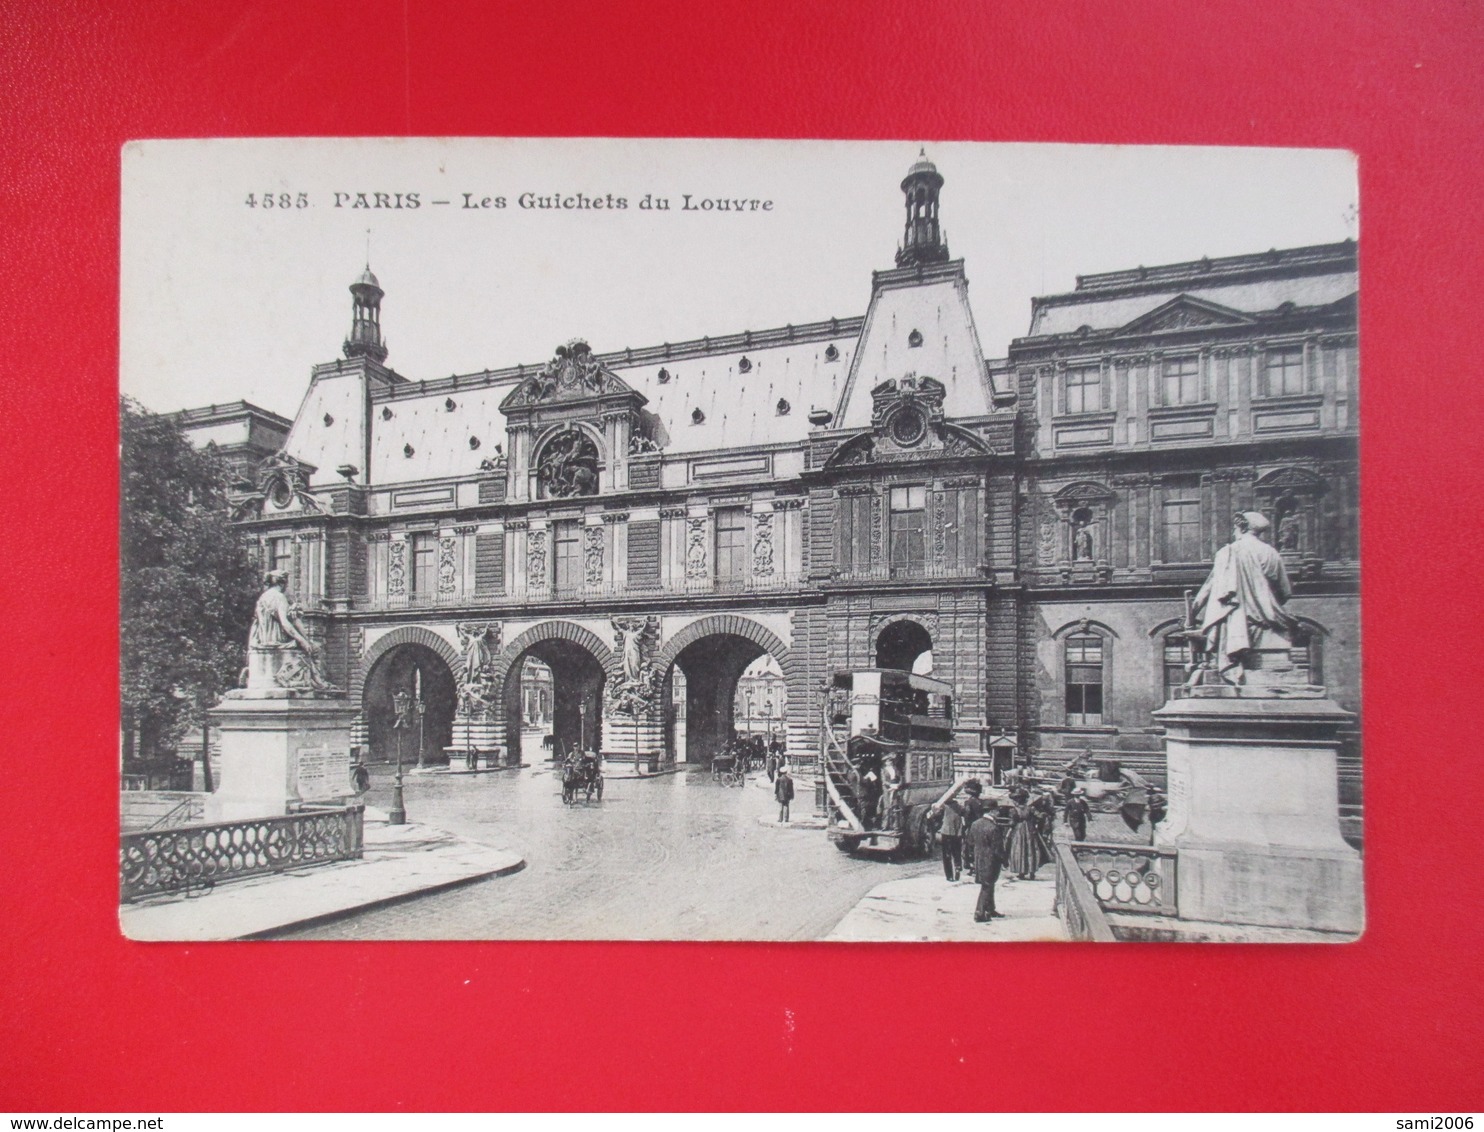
820,723,866,834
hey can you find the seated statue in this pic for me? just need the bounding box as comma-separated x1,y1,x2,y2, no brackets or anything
244,571,336,693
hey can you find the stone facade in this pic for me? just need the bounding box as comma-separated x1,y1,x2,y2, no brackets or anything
195,161,1359,823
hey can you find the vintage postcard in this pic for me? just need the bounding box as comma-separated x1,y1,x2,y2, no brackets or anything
118,137,1361,942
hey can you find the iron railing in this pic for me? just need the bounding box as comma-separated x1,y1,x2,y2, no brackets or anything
364,572,814,610
119,805,364,902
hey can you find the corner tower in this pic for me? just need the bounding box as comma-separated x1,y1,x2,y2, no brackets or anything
895,149,949,268
343,266,388,363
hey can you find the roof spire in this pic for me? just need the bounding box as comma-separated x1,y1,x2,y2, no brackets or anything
343,259,388,364
895,148,949,268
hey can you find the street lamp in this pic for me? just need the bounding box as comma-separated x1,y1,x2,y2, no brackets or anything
414,667,427,769
389,687,410,825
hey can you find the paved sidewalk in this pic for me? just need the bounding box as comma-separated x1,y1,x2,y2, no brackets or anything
119,808,524,942
826,871,1067,942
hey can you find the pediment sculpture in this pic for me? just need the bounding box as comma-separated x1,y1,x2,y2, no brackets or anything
504,340,634,407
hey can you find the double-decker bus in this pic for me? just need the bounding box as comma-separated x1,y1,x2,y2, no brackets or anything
820,668,958,857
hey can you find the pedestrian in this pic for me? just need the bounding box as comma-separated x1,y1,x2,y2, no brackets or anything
968,799,1007,922
1064,788,1090,842
929,779,973,882
955,779,986,876
765,745,777,782
936,794,964,881
774,764,795,823
1005,790,1048,880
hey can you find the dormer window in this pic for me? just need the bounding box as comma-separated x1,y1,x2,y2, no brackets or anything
691,408,705,425
323,413,334,426
445,397,457,411
776,398,791,416
381,407,394,420
738,356,752,373
657,367,671,383
908,329,923,348
824,344,839,362
403,443,415,458
468,436,481,450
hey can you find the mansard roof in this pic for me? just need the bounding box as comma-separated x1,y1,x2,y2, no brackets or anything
362,317,864,483
1023,240,1357,340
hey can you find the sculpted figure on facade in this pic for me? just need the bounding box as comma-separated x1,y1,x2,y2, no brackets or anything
537,428,600,498
608,616,661,716
455,622,501,719
244,570,337,693
1188,511,1300,684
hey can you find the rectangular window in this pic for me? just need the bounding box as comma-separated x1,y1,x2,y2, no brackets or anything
1164,639,1189,700
888,485,926,574
1264,348,1306,396
714,507,749,582
410,532,437,597
1161,356,1201,405
553,521,582,592
1065,366,1102,414
1065,635,1104,726
1161,485,1202,562
267,536,292,577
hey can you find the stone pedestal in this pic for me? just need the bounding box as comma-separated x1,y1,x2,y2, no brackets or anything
206,693,359,821
1152,687,1364,934
447,715,508,768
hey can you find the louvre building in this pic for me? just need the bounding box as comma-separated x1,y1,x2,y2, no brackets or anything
181,156,1360,839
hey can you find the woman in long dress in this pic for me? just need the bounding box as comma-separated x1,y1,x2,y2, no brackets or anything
1005,793,1048,880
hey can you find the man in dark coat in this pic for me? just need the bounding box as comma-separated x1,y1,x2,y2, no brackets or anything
968,800,1007,922
1064,789,1091,841
774,765,795,823
952,779,986,876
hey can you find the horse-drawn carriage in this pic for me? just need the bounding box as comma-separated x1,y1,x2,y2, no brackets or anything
561,750,604,804
710,734,764,786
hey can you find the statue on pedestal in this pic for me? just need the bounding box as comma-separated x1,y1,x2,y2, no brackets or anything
1186,511,1301,686
244,571,337,693
455,622,501,720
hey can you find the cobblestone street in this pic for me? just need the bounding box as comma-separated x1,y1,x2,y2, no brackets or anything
280,764,935,940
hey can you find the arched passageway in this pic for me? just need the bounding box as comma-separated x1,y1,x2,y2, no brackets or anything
666,634,786,766
362,643,459,765
876,619,934,674
502,639,606,762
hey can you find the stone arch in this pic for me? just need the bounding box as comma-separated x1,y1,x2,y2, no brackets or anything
354,624,461,698
355,625,462,765
872,615,936,672
653,614,798,684
1051,617,1121,642
490,619,622,691
654,614,805,764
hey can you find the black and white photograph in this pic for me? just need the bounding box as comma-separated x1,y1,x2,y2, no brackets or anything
118,137,1362,943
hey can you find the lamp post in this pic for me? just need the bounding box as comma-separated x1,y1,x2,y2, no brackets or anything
414,667,427,769
389,687,410,825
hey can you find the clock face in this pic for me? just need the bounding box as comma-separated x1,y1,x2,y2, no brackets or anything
890,406,927,447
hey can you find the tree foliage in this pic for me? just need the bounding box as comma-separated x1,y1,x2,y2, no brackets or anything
120,397,260,757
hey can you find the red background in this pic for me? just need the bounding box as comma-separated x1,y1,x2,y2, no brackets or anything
2,0,1481,1112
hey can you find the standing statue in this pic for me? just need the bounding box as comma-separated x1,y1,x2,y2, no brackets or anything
607,617,661,717
1188,511,1300,684
614,619,646,684
455,623,500,719
245,571,336,692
